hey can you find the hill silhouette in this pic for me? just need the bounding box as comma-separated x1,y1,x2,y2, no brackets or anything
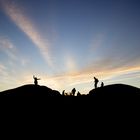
0,83,140,97
88,84,140,96
0,84,61,96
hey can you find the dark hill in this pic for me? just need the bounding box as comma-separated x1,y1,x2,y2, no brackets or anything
0,84,61,96
88,84,140,96
1,84,140,97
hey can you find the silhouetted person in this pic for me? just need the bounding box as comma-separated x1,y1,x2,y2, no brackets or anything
94,77,99,89
101,82,104,87
33,75,40,86
62,90,65,96
71,88,76,96
77,91,81,96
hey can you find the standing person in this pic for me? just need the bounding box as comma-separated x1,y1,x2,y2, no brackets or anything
33,75,41,86
71,88,76,96
62,90,65,96
101,82,104,87
94,77,99,89
77,91,81,96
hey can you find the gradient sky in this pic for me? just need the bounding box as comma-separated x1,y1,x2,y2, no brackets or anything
0,0,140,94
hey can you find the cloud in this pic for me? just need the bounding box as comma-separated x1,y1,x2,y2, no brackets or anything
0,37,18,61
21,58,30,66
1,0,53,67
0,61,139,93
0,63,10,91
0,65,32,91
0,0,140,93
43,61,140,93
0,63,7,75
65,55,77,73
0,37,30,66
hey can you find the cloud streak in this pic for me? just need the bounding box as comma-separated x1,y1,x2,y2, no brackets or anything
1,0,53,67
0,64,7,75
0,36,30,67
0,37,17,60
44,61,140,93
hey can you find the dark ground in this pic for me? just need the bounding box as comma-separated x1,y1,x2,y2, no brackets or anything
0,83,140,97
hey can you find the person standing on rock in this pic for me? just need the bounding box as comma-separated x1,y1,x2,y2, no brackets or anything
101,82,104,87
62,90,65,96
71,88,76,96
94,77,99,89
33,75,41,86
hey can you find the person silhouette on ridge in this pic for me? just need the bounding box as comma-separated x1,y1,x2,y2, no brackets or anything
71,88,76,96
33,75,40,86
77,91,81,96
62,90,65,96
101,82,104,87
94,77,99,89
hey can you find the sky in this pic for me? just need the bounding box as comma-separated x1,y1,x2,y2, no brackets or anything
0,0,140,94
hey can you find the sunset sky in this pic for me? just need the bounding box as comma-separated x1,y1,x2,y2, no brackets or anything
0,0,140,94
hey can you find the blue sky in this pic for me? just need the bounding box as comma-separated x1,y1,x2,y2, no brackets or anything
0,0,140,94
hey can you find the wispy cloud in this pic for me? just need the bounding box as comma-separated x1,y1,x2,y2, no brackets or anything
1,0,53,67
0,63,7,75
0,62,139,93
0,36,29,66
0,37,17,60
0,64,33,91
43,62,140,93
65,55,77,73
0,63,10,91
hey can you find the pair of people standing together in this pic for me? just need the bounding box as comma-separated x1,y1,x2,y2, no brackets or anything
94,77,104,89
